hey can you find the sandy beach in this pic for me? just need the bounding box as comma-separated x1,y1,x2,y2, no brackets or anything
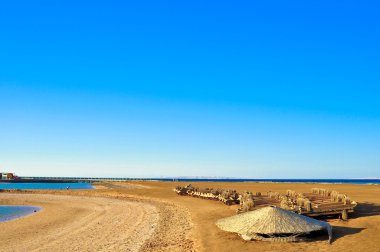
0,193,159,252
0,181,379,251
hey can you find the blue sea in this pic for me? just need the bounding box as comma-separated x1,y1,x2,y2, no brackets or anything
9,178,380,185
0,205,41,222
152,178,380,184
0,182,94,190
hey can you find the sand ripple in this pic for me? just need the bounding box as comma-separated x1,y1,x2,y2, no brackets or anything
0,194,159,252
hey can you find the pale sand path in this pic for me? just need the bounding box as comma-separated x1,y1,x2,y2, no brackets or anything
0,193,159,252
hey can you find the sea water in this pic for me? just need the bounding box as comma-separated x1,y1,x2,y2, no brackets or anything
22,177,380,184
0,205,41,222
0,182,94,190
153,178,380,184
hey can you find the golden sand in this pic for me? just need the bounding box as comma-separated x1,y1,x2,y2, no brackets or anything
0,181,379,251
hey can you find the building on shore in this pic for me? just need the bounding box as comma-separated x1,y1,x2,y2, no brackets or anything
1,172,15,180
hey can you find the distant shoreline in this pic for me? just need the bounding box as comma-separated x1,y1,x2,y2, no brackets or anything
1,178,379,185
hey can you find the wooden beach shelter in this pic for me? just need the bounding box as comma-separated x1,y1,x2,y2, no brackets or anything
216,206,332,243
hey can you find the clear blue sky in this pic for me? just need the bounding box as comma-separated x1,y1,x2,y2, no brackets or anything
0,1,379,178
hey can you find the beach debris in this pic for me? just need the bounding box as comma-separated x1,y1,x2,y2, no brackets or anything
237,191,256,213
174,185,357,220
216,206,333,243
174,185,240,205
174,184,195,195
219,190,240,205
268,191,281,200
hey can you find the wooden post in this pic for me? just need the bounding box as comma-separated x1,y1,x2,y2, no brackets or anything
342,209,348,220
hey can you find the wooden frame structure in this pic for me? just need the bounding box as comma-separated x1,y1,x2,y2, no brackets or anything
174,185,357,219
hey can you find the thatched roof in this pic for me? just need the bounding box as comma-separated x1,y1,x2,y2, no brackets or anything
216,206,332,243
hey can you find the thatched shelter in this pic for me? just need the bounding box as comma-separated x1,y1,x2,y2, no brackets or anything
216,206,332,243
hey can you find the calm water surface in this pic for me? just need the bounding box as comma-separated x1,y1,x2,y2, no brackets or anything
0,205,41,222
154,178,380,184
0,182,93,190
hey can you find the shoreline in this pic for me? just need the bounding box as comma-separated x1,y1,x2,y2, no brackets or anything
0,189,194,252
2,178,379,185
0,193,161,251
0,205,41,223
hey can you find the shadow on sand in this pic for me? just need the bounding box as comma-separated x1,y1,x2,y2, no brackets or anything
306,226,364,243
307,202,380,243
352,202,380,218
313,202,380,221
320,202,380,242
331,226,365,242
